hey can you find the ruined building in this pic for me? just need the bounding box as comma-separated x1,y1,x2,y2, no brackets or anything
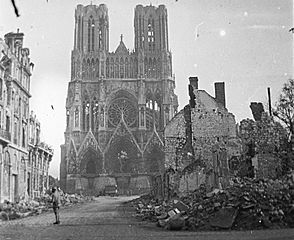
60,4,178,194
239,103,288,179
165,77,241,193
0,30,53,202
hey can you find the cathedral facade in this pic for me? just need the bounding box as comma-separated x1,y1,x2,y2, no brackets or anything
60,4,178,194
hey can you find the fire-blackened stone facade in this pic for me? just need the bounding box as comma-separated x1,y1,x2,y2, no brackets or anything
60,4,178,195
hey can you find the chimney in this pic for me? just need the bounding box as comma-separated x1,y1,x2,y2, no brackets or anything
214,82,226,108
188,77,198,108
267,87,272,116
189,76,198,89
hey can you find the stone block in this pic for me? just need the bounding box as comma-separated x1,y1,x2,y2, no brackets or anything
0,211,9,221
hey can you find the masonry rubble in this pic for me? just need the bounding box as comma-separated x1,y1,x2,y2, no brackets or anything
131,79,294,231
132,172,294,231
0,189,94,221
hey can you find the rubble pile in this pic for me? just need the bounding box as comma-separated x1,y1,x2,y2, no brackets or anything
133,173,294,231
0,192,94,222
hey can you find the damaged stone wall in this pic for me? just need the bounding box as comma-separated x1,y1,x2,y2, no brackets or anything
239,112,288,179
164,109,186,170
191,91,240,170
165,90,240,172
164,83,241,195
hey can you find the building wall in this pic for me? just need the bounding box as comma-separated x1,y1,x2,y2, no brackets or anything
165,88,240,171
164,81,241,193
28,112,53,199
0,31,53,203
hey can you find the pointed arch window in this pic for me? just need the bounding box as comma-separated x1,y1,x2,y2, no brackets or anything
22,124,26,148
66,110,70,129
6,115,10,132
140,107,145,127
91,59,95,79
85,102,90,131
153,58,157,78
13,119,18,144
147,19,155,51
88,18,91,52
78,16,81,50
165,106,170,123
92,101,99,130
148,58,152,78
135,58,138,78
98,29,102,49
100,106,104,127
106,58,109,78
130,58,133,78
125,58,129,78
144,57,148,77
96,59,100,78
91,19,95,51
86,59,90,78
110,58,114,78
101,61,105,77
74,107,79,128
115,58,119,78
120,57,124,78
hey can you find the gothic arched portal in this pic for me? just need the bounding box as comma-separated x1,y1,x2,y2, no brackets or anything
105,136,140,174
79,148,102,175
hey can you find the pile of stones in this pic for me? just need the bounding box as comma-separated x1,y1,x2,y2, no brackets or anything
0,191,94,222
133,172,294,231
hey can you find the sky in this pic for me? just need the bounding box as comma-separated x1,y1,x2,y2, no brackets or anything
0,0,292,178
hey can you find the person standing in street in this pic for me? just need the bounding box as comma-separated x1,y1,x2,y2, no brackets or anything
51,186,61,224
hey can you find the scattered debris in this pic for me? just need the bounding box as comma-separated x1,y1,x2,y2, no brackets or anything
0,190,94,222
131,172,294,231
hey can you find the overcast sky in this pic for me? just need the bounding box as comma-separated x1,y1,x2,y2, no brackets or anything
0,0,292,178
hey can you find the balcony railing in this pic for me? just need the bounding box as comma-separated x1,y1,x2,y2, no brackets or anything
0,129,11,142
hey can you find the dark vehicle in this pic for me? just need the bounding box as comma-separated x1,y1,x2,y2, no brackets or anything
103,185,118,196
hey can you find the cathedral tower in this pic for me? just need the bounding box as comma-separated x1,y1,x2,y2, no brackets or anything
60,4,178,195
71,4,109,80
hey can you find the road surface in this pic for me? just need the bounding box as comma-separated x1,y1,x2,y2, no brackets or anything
0,196,293,240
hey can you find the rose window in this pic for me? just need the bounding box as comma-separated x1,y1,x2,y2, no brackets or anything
108,97,137,127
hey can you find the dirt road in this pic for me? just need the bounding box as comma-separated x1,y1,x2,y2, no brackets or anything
0,196,293,240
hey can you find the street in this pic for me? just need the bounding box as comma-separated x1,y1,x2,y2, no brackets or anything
0,196,293,240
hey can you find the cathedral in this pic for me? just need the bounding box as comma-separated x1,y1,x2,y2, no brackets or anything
60,3,178,194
